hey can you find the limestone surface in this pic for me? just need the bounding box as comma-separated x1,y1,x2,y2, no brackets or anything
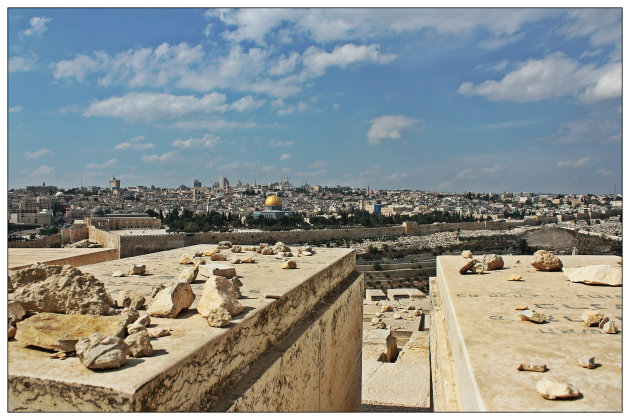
197,276,243,317
15,312,132,352
199,263,236,278
530,250,563,271
149,328,171,338
147,282,195,318
124,329,153,357
12,265,114,315
536,379,580,400
75,333,128,370
563,265,622,286
205,307,232,327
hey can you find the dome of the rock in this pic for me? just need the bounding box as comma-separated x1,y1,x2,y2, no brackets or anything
264,195,282,207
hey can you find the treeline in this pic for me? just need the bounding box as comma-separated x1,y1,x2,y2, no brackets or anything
162,207,486,233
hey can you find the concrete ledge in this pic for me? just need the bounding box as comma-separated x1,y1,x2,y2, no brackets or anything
8,248,119,271
435,255,622,412
9,245,359,412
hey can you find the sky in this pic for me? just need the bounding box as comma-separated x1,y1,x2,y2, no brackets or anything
6,6,623,194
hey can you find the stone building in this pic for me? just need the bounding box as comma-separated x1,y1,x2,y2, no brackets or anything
252,195,293,219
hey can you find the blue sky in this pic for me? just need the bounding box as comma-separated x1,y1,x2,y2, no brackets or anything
6,7,623,194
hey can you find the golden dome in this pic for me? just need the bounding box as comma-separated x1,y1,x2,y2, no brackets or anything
265,195,282,207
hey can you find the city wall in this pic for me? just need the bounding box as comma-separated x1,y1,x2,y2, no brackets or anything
88,226,122,258
8,226,89,249
110,226,406,258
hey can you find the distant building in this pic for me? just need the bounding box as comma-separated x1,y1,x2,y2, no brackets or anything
193,179,201,188
253,195,293,219
26,182,58,195
219,177,230,190
109,177,121,192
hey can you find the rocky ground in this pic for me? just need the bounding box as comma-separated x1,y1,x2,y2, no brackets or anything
347,218,621,255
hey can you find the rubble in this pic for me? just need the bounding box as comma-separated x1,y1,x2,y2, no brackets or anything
231,245,242,253
530,250,563,271
147,282,195,318
115,291,146,310
75,333,128,370
9,263,63,291
12,265,114,315
149,328,171,338
8,301,26,321
210,253,228,261
179,254,194,264
218,241,233,249
459,259,478,274
507,274,523,281
516,363,547,372
205,307,232,328
177,266,199,284
563,265,622,286
127,264,146,275
200,263,236,279
535,379,580,400
482,254,504,270
274,242,291,253
241,256,256,264
578,356,596,369
282,260,297,269
601,320,619,334
518,310,547,323
461,250,473,258
124,330,153,357
581,310,605,326
197,276,243,317
112,271,125,277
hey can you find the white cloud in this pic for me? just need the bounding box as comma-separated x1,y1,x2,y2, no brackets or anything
542,114,620,144
86,158,118,169
270,140,294,147
269,52,300,76
142,151,177,164
130,135,144,142
277,101,308,116
557,9,620,47
302,43,396,77
168,119,260,131
172,133,220,149
22,16,51,37
9,55,36,72
480,164,506,176
114,142,155,151
279,153,291,161
230,95,265,112
557,157,592,168
309,161,327,169
24,148,53,159
209,8,545,46
456,168,475,179
31,165,55,177
84,92,228,123
458,53,621,103
367,115,423,145
9,105,24,113
594,168,612,177
52,52,109,82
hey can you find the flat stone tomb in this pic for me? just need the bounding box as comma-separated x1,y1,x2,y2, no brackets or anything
8,248,117,271
386,288,425,301
8,245,357,412
436,255,622,412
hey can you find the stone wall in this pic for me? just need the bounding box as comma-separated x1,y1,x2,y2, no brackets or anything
88,227,121,258
109,226,405,258
8,249,119,271
8,226,89,249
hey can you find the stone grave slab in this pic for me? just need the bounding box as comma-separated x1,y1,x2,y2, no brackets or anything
436,255,622,412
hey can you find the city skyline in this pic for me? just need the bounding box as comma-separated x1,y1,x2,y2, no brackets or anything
7,7,622,194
